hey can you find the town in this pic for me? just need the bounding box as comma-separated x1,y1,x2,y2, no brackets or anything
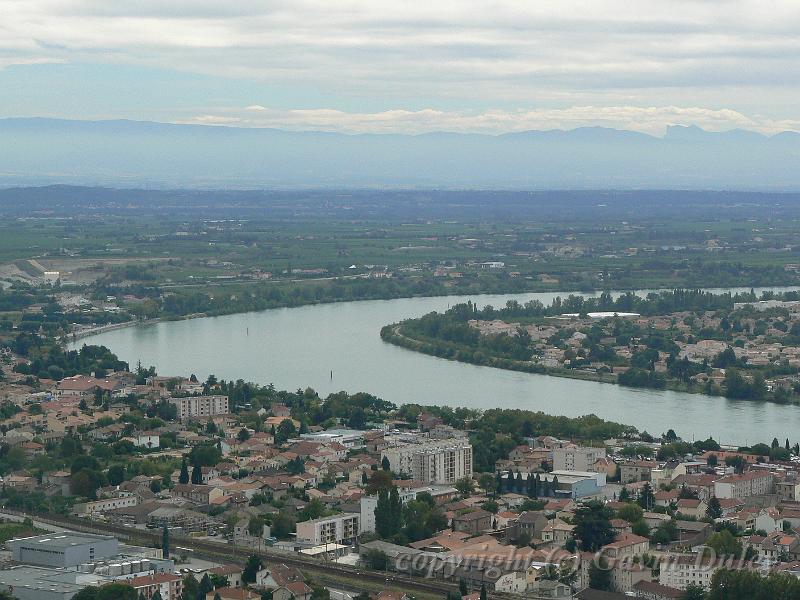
0,346,798,599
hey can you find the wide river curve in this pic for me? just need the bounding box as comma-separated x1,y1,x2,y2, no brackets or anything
72,288,800,446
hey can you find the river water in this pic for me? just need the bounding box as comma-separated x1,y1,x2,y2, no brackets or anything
71,288,800,445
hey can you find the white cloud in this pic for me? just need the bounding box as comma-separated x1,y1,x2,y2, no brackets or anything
2,1,800,125
178,104,799,136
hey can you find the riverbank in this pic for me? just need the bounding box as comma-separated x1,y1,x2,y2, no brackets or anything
93,276,800,330
380,322,800,407
69,289,800,444
65,313,214,343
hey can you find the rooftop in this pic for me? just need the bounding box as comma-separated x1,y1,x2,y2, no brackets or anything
7,532,116,549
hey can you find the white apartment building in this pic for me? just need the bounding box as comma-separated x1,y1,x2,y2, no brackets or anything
658,555,725,590
714,471,774,499
381,438,472,484
295,513,360,545
552,444,606,472
169,395,229,421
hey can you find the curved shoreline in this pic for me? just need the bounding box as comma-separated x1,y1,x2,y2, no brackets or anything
379,322,798,408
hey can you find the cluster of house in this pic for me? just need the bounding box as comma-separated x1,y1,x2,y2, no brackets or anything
466,302,800,392
7,363,800,597
347,431,800,599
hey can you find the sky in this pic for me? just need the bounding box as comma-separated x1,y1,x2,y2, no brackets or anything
2,0,800,136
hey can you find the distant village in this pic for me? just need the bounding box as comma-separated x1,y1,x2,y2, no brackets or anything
466,298,800,399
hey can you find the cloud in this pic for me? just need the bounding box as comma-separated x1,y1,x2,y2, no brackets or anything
2,1,800,125
177,104,800,136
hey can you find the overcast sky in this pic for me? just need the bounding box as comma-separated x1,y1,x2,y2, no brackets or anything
2,0,799,135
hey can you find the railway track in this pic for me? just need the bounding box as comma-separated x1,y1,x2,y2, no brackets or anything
10,511,463,598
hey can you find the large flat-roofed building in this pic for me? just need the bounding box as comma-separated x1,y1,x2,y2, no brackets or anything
295,513,360,546
381,437,472,484
300,429,365,449
169,396,229,421
0,565,105,600
7,533,119,568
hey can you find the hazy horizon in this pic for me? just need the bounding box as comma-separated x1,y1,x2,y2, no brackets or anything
3,2,800,137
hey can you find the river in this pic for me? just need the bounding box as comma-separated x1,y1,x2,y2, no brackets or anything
71,288,800,445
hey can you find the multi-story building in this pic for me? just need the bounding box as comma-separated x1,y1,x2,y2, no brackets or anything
552,444,606,472
129,573,184,600
381,438,472,484
658,555,725,590
777,480,800,502
169,395,229,421
73,495,138,516
295,513,360,546
714,471,774,499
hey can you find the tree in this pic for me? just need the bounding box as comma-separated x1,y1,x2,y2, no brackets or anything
632,519,650,537
455,477,475,496
310,586,330,600
365,548,389,570
479,583,487,600
573,501,615,552
381,456,390,471
651,520,679,545
708,570,800,599
152,591,163,600
515,531,532,548
374,487,392,539
96,584,138,600
199,574,214,598
179,459,190,484
238,428,251,442
248,516,264,538
707,496,722,520
588,556,611,591
705,530,742,558
72,588,99,600
271,513,295,539
617,503,643,523
478,473,496,496
275,419,297,444
181,574,198,600
191,465,202,485
389,485,403,532
683,583,706,600
459,578,468,596
638,482,655,510
243,554,262,585
107,464,125,486
71,468,103,499
618,487,631,502
162,525,170,558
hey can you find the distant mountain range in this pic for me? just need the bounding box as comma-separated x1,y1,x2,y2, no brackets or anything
1,117,799,189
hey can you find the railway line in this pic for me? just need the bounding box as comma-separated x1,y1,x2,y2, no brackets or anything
9,511,463,599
